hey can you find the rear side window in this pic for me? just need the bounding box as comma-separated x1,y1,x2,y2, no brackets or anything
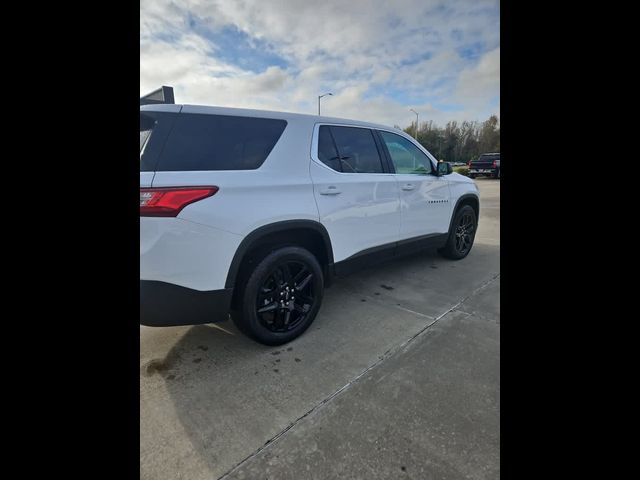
317,126,341,171
156,113,287,171
320,126,384,173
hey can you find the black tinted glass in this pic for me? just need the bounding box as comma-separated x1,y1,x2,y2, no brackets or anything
140,111,178,172
329,126,383,173
156,113,287,171
140,114,155,152
318,126,341,171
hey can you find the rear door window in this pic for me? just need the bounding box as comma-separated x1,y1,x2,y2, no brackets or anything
326,126,384,173
155,113,287,171
317,126,341,171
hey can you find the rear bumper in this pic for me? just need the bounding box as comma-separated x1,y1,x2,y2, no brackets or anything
140,280,233,326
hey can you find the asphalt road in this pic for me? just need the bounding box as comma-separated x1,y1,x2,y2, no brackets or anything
140,178,500,480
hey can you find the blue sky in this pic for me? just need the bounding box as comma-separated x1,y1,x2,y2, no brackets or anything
140,0,499,128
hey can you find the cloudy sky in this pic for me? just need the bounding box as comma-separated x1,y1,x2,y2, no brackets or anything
140,0,499,128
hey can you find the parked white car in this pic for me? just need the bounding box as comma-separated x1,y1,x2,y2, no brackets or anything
140,103,480,345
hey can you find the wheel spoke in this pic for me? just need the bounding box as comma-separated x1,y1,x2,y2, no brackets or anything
257,301,278,314
294,273,313,291
258,287,276,302
283,310,291,326
292,267,309,284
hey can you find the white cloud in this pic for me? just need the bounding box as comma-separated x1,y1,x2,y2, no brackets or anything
455,47,500,106
140,0,500,126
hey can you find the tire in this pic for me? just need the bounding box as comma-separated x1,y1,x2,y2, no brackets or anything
469,174,477,179
493,168,500,179
232,246,324,345
438,205,477,260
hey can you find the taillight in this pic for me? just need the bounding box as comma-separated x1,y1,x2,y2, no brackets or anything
140,186,218,217
467,160,472,167
492,160,497,168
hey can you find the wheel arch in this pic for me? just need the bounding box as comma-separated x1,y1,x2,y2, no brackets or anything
448,193,480,233
225,220,335,295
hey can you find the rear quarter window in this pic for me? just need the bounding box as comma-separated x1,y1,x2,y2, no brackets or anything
155,113,287,171
140,111,178,172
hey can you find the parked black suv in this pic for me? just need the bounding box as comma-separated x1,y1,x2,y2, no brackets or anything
468,153,500,179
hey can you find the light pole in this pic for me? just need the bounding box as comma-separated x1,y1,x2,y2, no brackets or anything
318,92,332,115
410,109,419,139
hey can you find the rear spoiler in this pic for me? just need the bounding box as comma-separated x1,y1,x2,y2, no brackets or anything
140,86,175,106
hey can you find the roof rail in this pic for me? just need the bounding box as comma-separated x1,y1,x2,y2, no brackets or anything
140,86,175,106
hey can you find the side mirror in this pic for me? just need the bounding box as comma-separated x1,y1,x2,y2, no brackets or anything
437,162,453,176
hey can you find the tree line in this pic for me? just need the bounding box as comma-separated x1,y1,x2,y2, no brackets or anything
396,115,500,164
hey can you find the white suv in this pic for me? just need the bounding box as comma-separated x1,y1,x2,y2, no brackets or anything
140,103,480,345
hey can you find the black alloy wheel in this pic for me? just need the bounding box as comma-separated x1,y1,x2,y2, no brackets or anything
454,210,475,256
439,204,477,260
232,246,324,345
256,261,315,333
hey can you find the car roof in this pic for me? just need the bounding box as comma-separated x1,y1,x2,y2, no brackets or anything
140,103,401,133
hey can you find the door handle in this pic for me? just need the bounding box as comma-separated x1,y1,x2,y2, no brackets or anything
401,184,415,191
320,186,341,195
